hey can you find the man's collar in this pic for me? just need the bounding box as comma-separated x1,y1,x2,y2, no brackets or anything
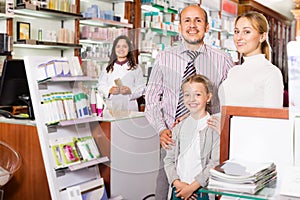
180,43,206,54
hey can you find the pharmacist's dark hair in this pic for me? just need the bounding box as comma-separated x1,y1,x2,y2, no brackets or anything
179,4,208,24
106,35,137,73
235,11,271,61
181,74,213,113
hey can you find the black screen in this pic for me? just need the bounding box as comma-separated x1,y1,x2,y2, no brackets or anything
0,59,30,106
0,59,34,119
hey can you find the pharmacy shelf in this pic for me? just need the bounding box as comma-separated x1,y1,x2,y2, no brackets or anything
38,76,98,84
13,41,82,50
80,17,133,28
82,58,109,63
97,0,133,2
54,156,109,171
14,4,82,20
68,157,109,171
79,39,113,45
150,3,178,14
81,0,133,2
150,27,178,36
0,13,13,19
47,116,102,127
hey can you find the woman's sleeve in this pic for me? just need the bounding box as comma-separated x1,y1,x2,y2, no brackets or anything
129,66,146,100
97,70,111,98
264,67,284,107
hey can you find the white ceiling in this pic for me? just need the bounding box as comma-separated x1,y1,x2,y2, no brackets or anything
256,0,295,20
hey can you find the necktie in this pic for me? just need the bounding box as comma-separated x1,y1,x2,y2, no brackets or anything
175,50,200,119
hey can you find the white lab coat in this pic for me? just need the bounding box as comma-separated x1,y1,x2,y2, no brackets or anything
97,62,145,111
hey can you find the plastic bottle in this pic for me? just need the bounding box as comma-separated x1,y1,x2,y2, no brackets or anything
38,28,43,41
96,90,103,117
90,87,97,116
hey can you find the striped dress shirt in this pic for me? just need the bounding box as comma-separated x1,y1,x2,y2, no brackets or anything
145,43,234,134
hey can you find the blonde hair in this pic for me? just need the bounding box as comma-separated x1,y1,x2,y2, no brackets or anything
235,11,271,61
182,74,213,113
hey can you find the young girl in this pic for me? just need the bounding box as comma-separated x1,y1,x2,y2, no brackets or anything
164,74,220,200
97,35,145,111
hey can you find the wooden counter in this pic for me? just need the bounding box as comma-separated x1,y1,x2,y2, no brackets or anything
0,119,51,200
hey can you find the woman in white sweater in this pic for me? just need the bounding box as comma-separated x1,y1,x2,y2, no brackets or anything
98,35,145,111
218,11,283,108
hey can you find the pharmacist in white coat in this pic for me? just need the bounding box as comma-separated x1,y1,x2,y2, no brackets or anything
98,35,145,111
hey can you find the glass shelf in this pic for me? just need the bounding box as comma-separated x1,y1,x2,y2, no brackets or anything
13,41,82,50
199,184,279,200
68,156,109,171
38,76,98,84
0,13,13,19
81,0,133,2
79,39,113,45
150,3,178,14
82,58,109,63
14,5,82,20
46,116,102,127
178,0,199,3
54,156,109,171
210,27,234,36
95,0,133,2
150,27,178,36
80,17,133,28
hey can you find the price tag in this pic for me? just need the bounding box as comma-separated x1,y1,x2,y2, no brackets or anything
66,186,82,200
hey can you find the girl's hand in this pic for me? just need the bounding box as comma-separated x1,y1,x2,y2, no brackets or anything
120,86,131,95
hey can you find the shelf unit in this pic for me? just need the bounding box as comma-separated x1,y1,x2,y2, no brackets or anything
24,56,108,199
13,41,82,50
80,18,133,28
79,0,134,78
13,6,82,19
201,0,238,62
11,4,82,58
0,14,12,72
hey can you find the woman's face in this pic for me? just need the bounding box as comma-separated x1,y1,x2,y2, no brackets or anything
234,17,266,57
115,39,129,60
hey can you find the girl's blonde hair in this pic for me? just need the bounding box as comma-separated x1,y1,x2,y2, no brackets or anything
182,74,213,113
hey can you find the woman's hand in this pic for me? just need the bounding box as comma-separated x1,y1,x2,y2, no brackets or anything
109,86,120,95
120,86,131,95
207,114,221,133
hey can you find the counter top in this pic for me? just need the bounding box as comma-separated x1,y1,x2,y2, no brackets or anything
98,110,145,122
0,116,36,126
0,111,146,127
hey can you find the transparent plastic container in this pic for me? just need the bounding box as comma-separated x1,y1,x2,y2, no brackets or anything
0,141,22,188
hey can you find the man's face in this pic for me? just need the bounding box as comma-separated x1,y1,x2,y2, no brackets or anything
178,6,209,46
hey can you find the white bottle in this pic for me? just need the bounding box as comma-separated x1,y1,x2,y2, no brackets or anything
96,91,103,117
90,87,97,116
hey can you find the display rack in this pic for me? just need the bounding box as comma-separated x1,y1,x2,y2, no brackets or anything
23,56,108,200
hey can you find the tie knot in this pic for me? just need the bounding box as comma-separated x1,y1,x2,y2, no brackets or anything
187,50,200,61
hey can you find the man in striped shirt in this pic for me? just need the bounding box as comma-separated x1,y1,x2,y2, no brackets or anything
145,4,234,199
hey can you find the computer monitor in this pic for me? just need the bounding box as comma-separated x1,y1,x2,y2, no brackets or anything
0,59,34,119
